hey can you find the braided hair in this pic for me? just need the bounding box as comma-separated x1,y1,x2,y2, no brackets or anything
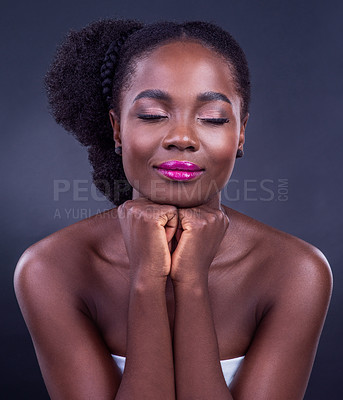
45,19,250,206
100,26,141,109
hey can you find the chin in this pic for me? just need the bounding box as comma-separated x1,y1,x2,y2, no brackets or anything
146,192,211,208
153,198,202,208
131,179,221,208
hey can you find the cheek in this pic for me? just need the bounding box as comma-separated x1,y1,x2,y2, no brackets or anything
206,128,238,159
214,151,236,185
205,131,238,183
121,129,155,179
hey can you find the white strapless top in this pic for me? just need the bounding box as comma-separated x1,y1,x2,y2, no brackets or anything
111,354,244,386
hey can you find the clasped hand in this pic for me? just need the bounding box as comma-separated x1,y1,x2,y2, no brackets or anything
117,198,229,285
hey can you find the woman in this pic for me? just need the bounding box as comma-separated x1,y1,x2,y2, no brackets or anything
14,19,332,399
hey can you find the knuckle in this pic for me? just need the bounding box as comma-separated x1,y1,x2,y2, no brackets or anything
196,219,208,228
208,214,217,224
123,199,134,207
117,204,127,218
121,200,135,213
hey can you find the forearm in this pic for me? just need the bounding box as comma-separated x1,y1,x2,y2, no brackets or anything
173,279,233,400
115,276,175,400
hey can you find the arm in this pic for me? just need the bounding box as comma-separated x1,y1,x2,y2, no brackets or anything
173,280,233,399
170,207,332,400
230,249,332,400
115,277,175,399
171,206,233,399
112,198,179,399
14,197,178,400
14,248,122,400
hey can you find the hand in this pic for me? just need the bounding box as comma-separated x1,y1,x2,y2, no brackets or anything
117,198,178,283
170,205,229,285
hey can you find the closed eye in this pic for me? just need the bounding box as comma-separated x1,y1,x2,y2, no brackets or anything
199,118,230,125
137,114,168,121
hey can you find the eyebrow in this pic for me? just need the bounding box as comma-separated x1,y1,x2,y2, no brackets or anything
196,91,232,105
133,89,172,103
132,89,232,105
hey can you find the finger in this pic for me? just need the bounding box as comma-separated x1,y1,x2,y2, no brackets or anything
177,208,199,230
170,235,179,253
164,212,179,243
156,210,178,242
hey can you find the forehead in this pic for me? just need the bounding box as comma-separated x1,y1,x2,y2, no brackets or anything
124,41,238,103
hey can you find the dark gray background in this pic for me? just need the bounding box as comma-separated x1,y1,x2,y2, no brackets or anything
1,0,342,398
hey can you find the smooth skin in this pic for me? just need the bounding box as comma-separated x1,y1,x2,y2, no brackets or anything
14,41,332,400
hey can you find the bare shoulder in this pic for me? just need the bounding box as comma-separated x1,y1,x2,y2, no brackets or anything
14,208,121,303
223,206,333,399
14,209,123,398
222,205,333,302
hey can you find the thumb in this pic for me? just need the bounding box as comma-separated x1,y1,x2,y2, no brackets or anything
175,218,183,243
164,212,178,243
157,210,178,243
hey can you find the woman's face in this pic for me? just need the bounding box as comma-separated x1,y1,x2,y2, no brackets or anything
110,40,248,208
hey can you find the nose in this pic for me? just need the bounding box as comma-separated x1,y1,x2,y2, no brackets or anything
162,121,200,152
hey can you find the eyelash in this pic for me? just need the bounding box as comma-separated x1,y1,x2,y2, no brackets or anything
137,114,229,125
137,114,168,121
199,118,230,125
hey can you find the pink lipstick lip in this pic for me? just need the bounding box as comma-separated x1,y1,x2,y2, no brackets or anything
154,168,204,181
154,160,205,181
156,160,203,171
